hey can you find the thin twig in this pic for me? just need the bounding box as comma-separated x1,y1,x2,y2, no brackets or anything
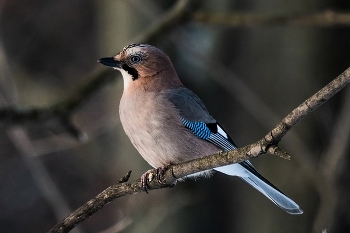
0,68,117,139
131,0,199,44
266,67,350,143
49,172,132,233
193,10,350,27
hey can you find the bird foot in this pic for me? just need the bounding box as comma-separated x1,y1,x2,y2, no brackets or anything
141,165,172,193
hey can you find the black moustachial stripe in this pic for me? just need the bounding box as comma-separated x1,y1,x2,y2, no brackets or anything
122,64,138,80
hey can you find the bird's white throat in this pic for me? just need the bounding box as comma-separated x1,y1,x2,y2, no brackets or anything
119,68,134,90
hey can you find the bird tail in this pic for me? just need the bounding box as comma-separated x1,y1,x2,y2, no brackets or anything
214,163,303,215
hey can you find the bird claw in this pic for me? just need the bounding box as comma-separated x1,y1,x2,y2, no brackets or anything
140,169,154,193
140,166,169,193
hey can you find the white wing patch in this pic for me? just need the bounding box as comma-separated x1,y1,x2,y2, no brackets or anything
207,124,236,151
217,125,228,139
214,164,250,177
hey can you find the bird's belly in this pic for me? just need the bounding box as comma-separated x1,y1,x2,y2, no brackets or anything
128,122,220,168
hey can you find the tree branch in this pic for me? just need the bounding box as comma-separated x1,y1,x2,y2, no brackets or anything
0,68,116,139
48,67,350,233
266,66,350,143
192,10,350,27
132,0,199,44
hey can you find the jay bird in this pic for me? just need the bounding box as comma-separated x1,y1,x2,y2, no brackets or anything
98,44,303,214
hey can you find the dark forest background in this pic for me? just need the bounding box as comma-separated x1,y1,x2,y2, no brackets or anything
1,0,350,232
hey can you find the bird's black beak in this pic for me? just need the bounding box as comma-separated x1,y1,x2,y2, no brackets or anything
98,57,122,68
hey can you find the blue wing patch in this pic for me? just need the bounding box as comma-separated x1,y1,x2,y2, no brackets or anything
181,118,236,151
181,118,211,140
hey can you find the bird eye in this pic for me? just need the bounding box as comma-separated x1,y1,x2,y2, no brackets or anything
130,55,142,64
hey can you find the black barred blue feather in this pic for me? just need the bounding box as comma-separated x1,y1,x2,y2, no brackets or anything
181,117,236,151
181,118,211,140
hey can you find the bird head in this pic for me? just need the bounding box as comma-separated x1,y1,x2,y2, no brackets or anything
98,44,183,91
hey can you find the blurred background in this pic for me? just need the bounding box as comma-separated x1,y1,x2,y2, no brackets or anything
1,0,350,232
